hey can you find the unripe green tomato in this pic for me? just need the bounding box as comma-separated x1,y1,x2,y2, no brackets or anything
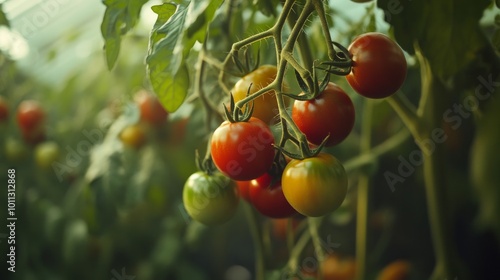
34,141,61,170
183,171,239,225
5,137,28,162
282,153,348,217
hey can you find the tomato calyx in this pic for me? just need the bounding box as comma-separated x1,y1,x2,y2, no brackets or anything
320,41,353,76
233,46,261,75
224,91,255,123
195,148,217,176
283,68,331,102
274,119,330,160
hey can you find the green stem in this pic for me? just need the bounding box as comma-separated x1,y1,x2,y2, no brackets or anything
286,3,314,70
386,92,422,139
308,217,325,279
355,99,373,280
312,0,336,60
413,47,463,280
244,202,265,280
343,128,410,173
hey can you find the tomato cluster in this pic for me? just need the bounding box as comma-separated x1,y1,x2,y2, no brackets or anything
183,34,407,223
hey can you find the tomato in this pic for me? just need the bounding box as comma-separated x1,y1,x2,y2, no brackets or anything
232,65,284,124
377,260,411,280
292,82,355,146
16,100,45,130
211,117,275,181
236,180,251,201
5,137,28,161
282,153,347,217
248,173,297,218
183,171,239,225
0,96,8,122
272,217,300,240
346,32,407,99
34,141,61,170
134,90,168,125
120,124,147,149
321,255,356,280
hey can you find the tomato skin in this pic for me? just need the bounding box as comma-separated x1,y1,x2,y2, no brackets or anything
16,100,45,130
346,32,407,99
211,117,275,181
0,96,8,122
292,82,355,146
248,173,297,219
182,171,239,225
232,65,284,124
134,91,168,125
120,124,147,149
282,153,347,217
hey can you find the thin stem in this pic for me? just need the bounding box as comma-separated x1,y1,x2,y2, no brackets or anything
355,99,374,280
343,128,410,173
286,2,315,70
386,92,422,140
312,0,336,60
308,217,325,278
244,202,265,280
413,46,464,280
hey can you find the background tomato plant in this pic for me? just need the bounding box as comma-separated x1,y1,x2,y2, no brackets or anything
1,0,500,279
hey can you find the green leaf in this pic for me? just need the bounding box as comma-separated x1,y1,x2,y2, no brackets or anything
147,1,223,112
377,0,490,80
0,5,10,27
100,0,149,70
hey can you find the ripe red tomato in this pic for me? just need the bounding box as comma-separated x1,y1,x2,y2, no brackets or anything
183,171,239,225
134,90,168,125
292,82,355,146
346,32,407,99
282,153,347,217
211,117,275,181
232,65,285,124
248,173,297,219
0,96,8,122
16,100,45,130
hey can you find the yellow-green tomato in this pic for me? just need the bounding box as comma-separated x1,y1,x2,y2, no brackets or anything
35,141,61,170
183,171,239,225
282,153,347,217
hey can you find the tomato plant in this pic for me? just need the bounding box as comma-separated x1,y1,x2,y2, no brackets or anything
346,32,407,99
292,82,355,146
282,153,348,217
248,172,297,219
0,96,8,122
183,171,239,225
134,90,168,125
231,65,282,124
211,117,275,181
